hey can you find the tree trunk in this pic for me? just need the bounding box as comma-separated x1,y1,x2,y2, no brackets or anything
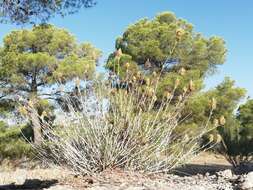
30,109,42,145
30,70,43,145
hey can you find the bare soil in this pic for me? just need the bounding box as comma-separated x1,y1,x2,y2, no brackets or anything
0,152,235,190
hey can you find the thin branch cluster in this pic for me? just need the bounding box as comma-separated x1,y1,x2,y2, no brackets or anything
26,77,214,175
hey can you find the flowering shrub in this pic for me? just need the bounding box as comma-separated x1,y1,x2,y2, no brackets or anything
21,73,217,175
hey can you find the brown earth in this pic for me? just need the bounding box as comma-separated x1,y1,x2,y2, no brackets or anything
173,151,232,176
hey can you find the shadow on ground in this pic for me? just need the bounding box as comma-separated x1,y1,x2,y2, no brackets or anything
0,179,58,190
173,164,233,176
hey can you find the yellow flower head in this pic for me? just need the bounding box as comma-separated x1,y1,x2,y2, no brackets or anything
211,97,217,110
137,71,142,78
164,91,171,99
132,76,137,82
184,134,189,142
214,119,219,127
125,62,130,68
176,28,185,39
183,86,188,93
28,100,34,107
175,78,180,88
216,134,222,143
178,94,183,102
146,87,154,97
219,116,226,125
19,106,28,116
179,67,186,75
188,79,195,91
208,134,214,142
146,78,150,86
41,110,47,117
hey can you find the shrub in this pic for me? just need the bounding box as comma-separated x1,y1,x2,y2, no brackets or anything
0,139,32,160
216,101,253,168
26,75,215,175
0,125,33,161
218,123,253,168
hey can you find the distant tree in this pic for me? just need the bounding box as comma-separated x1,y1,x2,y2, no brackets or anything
188,77,246,121
106,12,227,97
237,99,253,128
178,77,246,135
177,78,248,168
0,0,96,24
0,24,101,144
217,99,253,168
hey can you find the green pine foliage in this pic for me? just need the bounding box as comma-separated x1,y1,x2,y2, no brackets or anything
0,0,96,24
0,24,101,144
0,124,33,161
217,100,253,167
107,12,227,96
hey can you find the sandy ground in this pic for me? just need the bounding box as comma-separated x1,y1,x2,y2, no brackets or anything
190,152,230,165
0,152,234,190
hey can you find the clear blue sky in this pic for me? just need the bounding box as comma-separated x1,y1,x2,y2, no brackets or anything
0,0,252,97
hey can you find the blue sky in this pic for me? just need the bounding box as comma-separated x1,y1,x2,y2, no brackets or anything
0,0,252,97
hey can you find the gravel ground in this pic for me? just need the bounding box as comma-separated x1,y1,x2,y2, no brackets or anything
1,167,252,190
0,153,252,190
85,169,236,190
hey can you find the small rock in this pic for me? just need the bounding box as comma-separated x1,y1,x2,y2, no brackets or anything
216,169,233,179
239,172,253,190
205,172,210,177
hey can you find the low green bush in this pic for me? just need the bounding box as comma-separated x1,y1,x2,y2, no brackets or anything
215,100,253,168
0,139,32,160
217,119,253,167
0,124,33,161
